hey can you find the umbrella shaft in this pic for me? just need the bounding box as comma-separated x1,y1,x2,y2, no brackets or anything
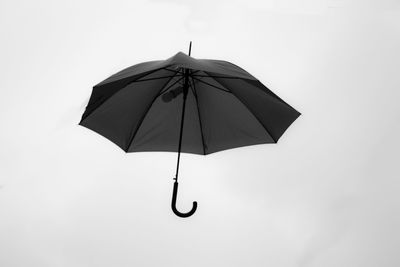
175,69,190,181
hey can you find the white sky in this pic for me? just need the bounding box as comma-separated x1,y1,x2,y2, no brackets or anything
0,0,400,266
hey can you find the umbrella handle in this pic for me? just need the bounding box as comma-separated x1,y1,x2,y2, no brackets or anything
171,181,197,218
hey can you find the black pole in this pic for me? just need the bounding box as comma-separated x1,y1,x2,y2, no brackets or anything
174,41,192,182
171,41,197,218
174,68,189,182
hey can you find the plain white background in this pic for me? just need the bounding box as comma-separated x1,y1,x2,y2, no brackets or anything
1,0,399,266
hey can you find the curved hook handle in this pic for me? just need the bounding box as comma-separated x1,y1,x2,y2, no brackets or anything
171,181,197,218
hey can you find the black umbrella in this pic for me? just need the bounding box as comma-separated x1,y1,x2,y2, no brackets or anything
79,42,300,218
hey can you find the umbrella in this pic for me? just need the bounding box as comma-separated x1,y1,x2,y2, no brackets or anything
79,42,300,218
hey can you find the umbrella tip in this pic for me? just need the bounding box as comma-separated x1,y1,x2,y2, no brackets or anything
189,41,192,57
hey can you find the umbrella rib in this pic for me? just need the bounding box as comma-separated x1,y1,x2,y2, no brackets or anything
131,74,182,83
242,79,300,111
163,67,180,74
117,67,182,89
192,74,242,79
164,68,201,75
125,69,182,152
156,76,185,97
205,73,277,142
191,76,232,93
188,74,206,155
99,67,165,87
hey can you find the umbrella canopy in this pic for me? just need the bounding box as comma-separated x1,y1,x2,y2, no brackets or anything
80,53,300,155
79,43,300,217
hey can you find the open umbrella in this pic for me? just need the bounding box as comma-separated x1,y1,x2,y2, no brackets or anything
79,42,300,218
